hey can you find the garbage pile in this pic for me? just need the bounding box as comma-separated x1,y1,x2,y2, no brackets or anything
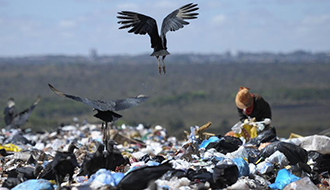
1,120,330,190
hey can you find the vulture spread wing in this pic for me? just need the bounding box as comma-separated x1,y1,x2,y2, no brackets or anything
161,3,199,37
117,11,162,49
48,84,149,112
48,84,116,111
114,95,149,111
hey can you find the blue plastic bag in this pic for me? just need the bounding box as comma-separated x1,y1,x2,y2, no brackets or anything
199,136,220,149
268,168,300,190
87,168,125,188
232,157,249,177
12,179,54,190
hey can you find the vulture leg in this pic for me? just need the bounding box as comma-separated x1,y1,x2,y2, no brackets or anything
157,56,161,74
162,56,166,74
102,122,108,151
103,122,113,152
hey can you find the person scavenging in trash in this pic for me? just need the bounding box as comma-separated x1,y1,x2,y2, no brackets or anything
231,86,276,142
235,86,271,125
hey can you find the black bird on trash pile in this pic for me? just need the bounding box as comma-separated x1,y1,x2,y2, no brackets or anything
78,140,128,177
48,84,149,150
117,3,199,74
3,96,41,129
104,140,129,171
38,144,78,190
78,143,105,177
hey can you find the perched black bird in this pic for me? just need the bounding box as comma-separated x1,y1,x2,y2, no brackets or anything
48,84,149,149
117,3,199,74
117,161,172,190
38,161,56,181
78,141,128,177
104,140,128,171
78,143,106,177
4,96,41,128
38,144,78,189
52,144,78,189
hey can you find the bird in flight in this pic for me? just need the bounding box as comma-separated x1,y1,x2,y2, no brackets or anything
117,3,199,74
48,84,149,123
4,96,41,129
48,84,149,148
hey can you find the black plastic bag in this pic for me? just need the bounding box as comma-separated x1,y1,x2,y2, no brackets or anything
213,163,239,189
245,147,260,163
206,136,242,154
139,154,166,163
248,127,277,146
259,141,308,165
117,161,172,190
163,169,186,180
313,153,330,173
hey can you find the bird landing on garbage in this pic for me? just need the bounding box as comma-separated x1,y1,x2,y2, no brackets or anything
117,3,199,74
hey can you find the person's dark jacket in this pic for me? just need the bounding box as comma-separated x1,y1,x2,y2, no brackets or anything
237,94,271,122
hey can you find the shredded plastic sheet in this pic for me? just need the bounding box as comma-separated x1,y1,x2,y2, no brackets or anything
0,143,22,152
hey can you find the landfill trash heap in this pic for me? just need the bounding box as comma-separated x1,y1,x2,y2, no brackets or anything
0,121,330,190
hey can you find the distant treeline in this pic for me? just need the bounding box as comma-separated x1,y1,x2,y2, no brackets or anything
1,50,329,65
0,59,329,138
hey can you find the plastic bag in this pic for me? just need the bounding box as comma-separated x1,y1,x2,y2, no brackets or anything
256,161,274,174
233,123,258,142
199,136,220,149
268,169,300,190
248,127,277,146
11,179,54,190
283,177,318,190
259,141,308,165
0,143,22,152
212,162,239,189
286,135,330,154
205,136,242,154
232,157,249,177
90,169,124,189
265,150,289,168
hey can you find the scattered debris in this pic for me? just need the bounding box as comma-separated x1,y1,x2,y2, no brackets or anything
1,121,330,190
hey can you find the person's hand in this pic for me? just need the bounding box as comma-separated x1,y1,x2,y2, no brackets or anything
264,118,271,125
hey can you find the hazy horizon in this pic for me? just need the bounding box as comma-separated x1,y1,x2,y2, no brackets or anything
1,0,330,57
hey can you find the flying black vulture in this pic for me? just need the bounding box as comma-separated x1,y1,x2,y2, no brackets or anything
4,96,40,128
117,3,199,74
48,84,149,149
3,97,16,126
48,84,148,124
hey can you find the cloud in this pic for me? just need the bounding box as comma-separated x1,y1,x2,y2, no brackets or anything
211,14,226,25
302,14,330,25
59,20,77,28
60,31,75,38
154,1,176,10
117,3,139,11
0,0,8,6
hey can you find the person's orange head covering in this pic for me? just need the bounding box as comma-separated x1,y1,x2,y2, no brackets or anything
235,86,253,109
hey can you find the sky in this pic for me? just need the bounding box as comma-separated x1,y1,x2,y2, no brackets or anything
0,0,330,56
